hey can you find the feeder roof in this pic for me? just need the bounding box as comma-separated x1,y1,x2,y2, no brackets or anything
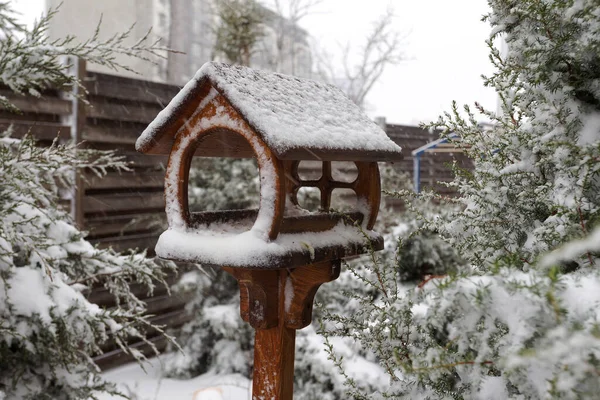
136,62,402,162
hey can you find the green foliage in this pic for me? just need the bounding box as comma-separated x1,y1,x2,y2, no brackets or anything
188,157,260,212
212,0,266,66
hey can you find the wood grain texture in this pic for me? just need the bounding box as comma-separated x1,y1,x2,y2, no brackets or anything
86,99,163,124
0,90,72,115
284,261,341,329
165,90,285,241
225,261,344,399
253,324,296,400
85,72,178,104
223,268,280,329
284,160,381,229
0,121,71,141
83,192,164,215
354,161,381,229
84,169,165,191
189,209,364,234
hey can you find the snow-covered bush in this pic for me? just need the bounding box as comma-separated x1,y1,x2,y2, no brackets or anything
0,4,175,399
0,133,176,399
164,266,253,379
316,188,462,399
321,1,600,398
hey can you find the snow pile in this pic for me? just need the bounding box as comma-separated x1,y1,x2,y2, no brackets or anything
98,356,250,400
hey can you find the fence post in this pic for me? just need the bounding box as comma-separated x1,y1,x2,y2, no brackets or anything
61,57,87,229
413,153,421,193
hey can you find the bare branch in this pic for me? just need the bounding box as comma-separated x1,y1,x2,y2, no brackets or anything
314,7,404,109
263,0,321,75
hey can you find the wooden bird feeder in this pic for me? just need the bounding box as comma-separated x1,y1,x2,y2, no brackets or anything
136,62,402,399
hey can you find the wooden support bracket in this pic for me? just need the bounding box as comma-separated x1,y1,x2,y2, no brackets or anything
223,260,341,400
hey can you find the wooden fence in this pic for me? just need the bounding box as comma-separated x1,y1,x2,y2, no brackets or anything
0,61,190,369
1,63,471,369
384,123,473,197
1,61,177,254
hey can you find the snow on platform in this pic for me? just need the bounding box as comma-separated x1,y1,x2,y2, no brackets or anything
156,222,382,268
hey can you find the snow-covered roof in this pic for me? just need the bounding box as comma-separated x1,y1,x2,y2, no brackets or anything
411,133,461,156
136,62,402,162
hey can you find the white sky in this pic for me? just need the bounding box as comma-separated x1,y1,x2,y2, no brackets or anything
11,0,497,126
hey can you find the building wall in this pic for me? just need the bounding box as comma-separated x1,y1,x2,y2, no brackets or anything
46,0,169,82
168,0,313,83
46,0,312,84
252,18,313,79
166,0,214,84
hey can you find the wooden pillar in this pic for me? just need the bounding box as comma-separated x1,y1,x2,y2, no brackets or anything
224,260,341,400
60,57,87,229
253,327,296,398
253,269,296,399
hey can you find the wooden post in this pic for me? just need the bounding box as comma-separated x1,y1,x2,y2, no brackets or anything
60,57,87,229
224,261,340,400
252,270,296,400
253,327,296,398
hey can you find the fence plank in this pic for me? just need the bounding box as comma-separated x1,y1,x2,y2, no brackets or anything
94,305,194,370
96,309,192,358
85,79,177,105
85,72,179,104
84,169,164,190
85,214,166,239
86,99,162,124
84,192,164,215
145,292,193,315
94,335,168,371
123,152,169,168
86,270,181,308
0,121,71,140
83,123,144,145
0,90,72,115
90,232,161,253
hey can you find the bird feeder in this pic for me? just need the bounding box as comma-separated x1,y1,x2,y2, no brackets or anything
136,62,402,399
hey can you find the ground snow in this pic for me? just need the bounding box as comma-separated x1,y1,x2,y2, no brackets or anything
98,357,251,400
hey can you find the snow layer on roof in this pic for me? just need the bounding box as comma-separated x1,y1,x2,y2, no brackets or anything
204,62,400,153
137,62,401,155
135,78,218,152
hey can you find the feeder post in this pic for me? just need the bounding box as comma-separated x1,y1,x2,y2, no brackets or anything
252,269,296,400
224,261,341,399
